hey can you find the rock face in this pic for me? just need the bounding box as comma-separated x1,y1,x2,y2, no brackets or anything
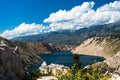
39,62,68,75
37,62,68,80
77,36,120,80
109,75,120,80
104,52,120,71
73,36,120,79
37,76,58,80
16,42,73,67
108,71,120,80
73,38,104,57
0,37,65,67
73,36,120,58
0,37,65,80
0,38,25,80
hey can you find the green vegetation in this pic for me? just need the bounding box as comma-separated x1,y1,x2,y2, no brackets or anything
55,55,112,80
24,64,111,80
55,63,111,80
104,36,120,56
73,54,82,74
26,54,112,80
23,69,52,80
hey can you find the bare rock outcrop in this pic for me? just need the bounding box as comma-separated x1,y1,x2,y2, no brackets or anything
109,71,120,80
0,38,25,80
72,36,120,59
0,36,70,80
72,38,104,57
104,52,120,71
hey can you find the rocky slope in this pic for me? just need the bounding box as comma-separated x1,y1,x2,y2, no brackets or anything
104,51,120,71
73,36,120,58
72,35,120,80
0,36,65,80
95,51,120,80
0,37,25,80
2,38,67,67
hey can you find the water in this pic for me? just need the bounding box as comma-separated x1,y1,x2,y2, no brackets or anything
28,51,105,72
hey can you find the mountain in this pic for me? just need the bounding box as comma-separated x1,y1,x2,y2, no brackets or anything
72,35,120,58
72,36,120,78
7,21,120,80
0,36,64,80
0,37,25,80
12,22,120,46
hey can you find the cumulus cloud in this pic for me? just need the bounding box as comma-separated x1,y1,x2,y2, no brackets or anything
1,1,120,39
44,1,120,31
44,1,95,23
0,23,50,39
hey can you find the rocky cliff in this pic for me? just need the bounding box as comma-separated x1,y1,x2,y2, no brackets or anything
0,36,64,80
104,51,120,71
73,36,120,59
0,37,25,80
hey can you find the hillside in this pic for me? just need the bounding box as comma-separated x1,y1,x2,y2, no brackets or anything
0,36,63,80
104,51,120,70
73,36,120,58
0,37,25,80
72,36,120,80
12,22,120,46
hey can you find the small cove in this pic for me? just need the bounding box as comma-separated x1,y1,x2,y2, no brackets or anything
28,51,105,72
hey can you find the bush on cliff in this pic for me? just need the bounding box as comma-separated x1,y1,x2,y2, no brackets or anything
55,63,111,80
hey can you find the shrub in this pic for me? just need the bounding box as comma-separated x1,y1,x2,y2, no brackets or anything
55,63,111,80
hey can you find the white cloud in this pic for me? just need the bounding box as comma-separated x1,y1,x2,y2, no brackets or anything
0,23,50,39
97,1,120,12
1,1,120,39
44,1,120,31
44,1,95,23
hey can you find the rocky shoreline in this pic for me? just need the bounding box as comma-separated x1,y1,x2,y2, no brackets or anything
0,37,70,80
0,35,120,80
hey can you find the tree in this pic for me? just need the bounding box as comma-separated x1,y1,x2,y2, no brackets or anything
72,54,82,74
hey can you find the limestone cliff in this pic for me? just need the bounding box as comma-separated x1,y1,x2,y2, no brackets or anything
104,51,120,71
0,37,64,80
72,36,120,80
0,37,25,80
4,39,64,67
72,36,120,58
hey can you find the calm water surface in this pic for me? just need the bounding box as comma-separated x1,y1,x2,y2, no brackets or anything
28,51,104,71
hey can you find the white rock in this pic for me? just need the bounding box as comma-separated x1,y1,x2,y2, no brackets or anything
39,62,68,75
37,76,58,80
109,74,120,80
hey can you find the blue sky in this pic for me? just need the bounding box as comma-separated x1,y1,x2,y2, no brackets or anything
0,0,119,39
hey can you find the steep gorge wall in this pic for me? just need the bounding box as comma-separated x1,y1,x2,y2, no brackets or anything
0,37,69,80
0,38,25,80
72,36,120,59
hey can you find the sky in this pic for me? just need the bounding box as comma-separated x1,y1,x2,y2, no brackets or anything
0,0,120,39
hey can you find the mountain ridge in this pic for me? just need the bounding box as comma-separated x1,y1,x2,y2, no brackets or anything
12,22,120,46
72,35,120,58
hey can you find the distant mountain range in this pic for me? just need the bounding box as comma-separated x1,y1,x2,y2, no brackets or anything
12,22,120,46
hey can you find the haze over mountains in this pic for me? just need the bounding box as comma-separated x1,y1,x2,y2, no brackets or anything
12,21,120,46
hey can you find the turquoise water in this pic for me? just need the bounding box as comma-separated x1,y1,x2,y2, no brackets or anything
28,51,104,72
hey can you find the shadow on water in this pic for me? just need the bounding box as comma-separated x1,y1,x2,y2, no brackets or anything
28,51,105,72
